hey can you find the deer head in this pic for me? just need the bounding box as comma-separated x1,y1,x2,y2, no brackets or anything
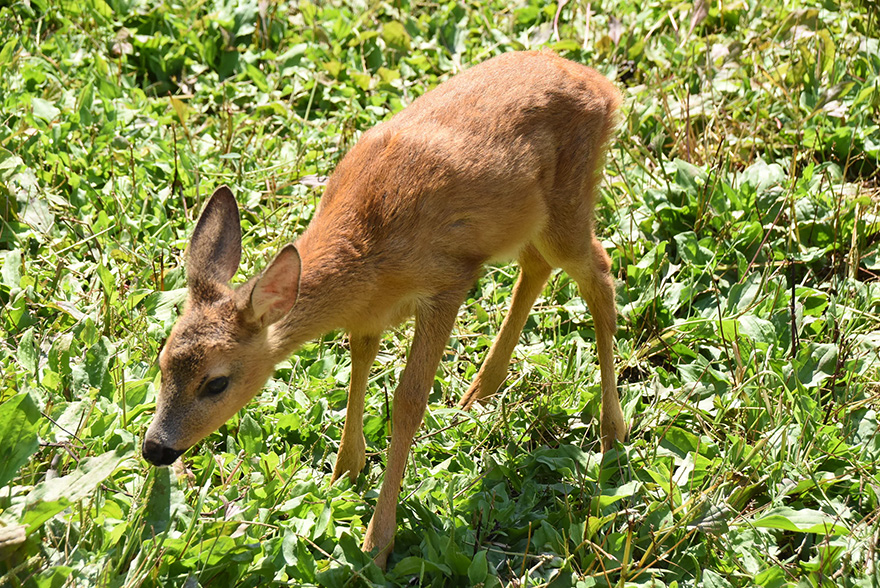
142,186,302,465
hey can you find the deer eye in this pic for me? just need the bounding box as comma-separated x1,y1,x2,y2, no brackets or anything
204,376,229,397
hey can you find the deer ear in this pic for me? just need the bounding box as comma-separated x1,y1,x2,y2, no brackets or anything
187,186,242,284
251,244,301,327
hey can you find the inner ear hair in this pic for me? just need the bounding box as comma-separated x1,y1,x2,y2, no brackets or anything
250,244,302,327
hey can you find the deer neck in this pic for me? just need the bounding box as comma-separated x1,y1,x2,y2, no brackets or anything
265,224,375,361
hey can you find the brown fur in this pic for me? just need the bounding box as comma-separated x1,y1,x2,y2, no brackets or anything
143,51,627,569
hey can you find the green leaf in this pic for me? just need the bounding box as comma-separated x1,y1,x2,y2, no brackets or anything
674,158,708,194
661,426,701,456
281,528,299,566
238,413,263,454
594,481,642,509
740,159,785,193
75,337,114,396
381,21,411,51
144,466,187,536
444,539,471,576
246,63,269,92
468,549,489,584
22,446,133,534
33,565,73,588
0,392,41,488
551,39,581,51
313,499,331,539
317,533,384,585
377,66,400,84
77,81,94,125
96,263,116,302
0,38,16,67
31,97,60,122
736,315,776,345
391,555,451,576
750,506,848,535
702,569,735,588
323,60,343,78
674,231,714,265
21,197,54,233
142,288,187,328
532,444,592,476
351,71,371,90
17,327,37,372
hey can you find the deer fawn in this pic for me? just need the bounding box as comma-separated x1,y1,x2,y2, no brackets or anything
142,50,626,569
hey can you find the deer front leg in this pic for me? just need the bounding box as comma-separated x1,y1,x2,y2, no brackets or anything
363,291,465,569
332,333,381,483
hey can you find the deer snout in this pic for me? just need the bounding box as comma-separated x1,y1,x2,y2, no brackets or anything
142,438,184,466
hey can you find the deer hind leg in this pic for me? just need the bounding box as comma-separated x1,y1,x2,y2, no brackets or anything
363,288,468,569
555,236,626,452
459,245,552,409
332,333,381,483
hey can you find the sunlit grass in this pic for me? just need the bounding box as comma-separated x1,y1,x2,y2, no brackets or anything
1,0,878,586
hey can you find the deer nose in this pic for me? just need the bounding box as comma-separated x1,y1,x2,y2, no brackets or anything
142,438,184,466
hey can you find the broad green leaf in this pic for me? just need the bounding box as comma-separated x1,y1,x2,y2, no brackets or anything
245,63,269,92
674,159,708,195
21,197,54,233
238,413,263,454
661,426,701,456
533,444,593,476
76,81,94,124
323,60,343,78
594,481,642,509
377,66,400,84
0,392,41,488
0,38,17,66
740,159,785,193
31,97,60,122
674,231,714,265
468,549,488,584
23,446,133,534
74,337,115,396
792,343,838,389
142,288,187,329
169,96,190,126
391,555,451,576
351,71,371,90
317,533,384,586
444,539,471,576
702,569,735,588
381,21,411,51
737,315,776,345
17,327,37,372
97,263,116,303
33,565,73,588
144,466,187,536
750,506,848,535
552,39,581,51
755,566,788,587
281,528,300,566
313,499,331,539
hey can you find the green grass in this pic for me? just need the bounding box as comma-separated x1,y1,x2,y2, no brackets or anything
1,0,879,586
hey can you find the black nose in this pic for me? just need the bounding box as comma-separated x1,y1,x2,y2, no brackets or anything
142,438,184,466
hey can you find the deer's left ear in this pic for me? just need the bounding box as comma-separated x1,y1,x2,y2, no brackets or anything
249,244,301,327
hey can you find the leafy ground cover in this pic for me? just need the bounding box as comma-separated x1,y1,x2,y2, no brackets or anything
1,0,879,586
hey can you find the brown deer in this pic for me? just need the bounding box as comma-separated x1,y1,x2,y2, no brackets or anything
142,50,626,569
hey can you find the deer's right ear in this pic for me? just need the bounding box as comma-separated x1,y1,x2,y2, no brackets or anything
187,185,242,284
250,244,301,327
